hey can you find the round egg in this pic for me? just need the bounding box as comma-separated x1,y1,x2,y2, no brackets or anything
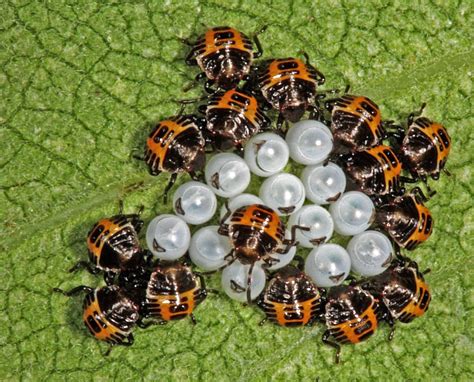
146,214,191,260
301,162,346,205
259,173,305,216
347,230,393,276
244,132,289,177
285,120,333,165
189,225,231,271
305,244,351,287
205,153,251,198
329,191,375,236
221,260,266,303
173,181,217,225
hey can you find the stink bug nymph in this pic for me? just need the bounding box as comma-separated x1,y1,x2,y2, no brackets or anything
257,264,323,327
376,187,433,252
326,93,386,151
323,284,381,364
219,203,308,303
185,26,265,92
363,258,431,340
143,114,206,201
257,55,325,129
388,104,451,195
69,204,145,285
200,88,270,151
53,285,141,355
339,144,403,197
119,261,208,325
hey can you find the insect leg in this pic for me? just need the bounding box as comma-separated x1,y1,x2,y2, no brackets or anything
322,330,341,364
163,173,178,203
407,103,426,126
252,25,267,58
53,285,94,296
68,261,101,275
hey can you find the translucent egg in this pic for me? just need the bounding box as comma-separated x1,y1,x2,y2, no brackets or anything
172,181,217,225
259,173,305,216
221,260,266,303
285,120,333,165
329,191,375,236
205,153,251,198
347,230,394,276
146,214,191,260
305,244,351,287
189,226,231,271
301,162,346,205
219,193,264,220
288,205,334,248
244,132,289,177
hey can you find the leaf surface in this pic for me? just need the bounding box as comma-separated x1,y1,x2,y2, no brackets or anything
1,1,473,380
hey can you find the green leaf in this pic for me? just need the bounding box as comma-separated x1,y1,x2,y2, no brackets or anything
1,1,473,380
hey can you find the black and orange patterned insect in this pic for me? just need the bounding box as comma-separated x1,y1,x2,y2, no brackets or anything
323,284,381,364
340,144,403,197
376,187,433,252
144,262,207,324
119,262,208,325
53,285,141,354
143,114,206,201
257,264,323,327
363,258,431,339
185,26,264,92
257,55,325,128
219,204,307,303
388,104,451,194
326,94,386,151
200,88,270,151
69,206,145,285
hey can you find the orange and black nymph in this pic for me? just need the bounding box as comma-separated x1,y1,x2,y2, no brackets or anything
144,262,207,323
340,144,403,197
257,56,325,128
185,26,264,92
376,187,433,251
257,265,323,327
363,259,431,339
53,285,141,353
201,88,270,151
219,204,307,303
119,262,208,325
69,207,145,285
388,104,451,193
144,114,206,200
326,94,386,151
323,284,381,364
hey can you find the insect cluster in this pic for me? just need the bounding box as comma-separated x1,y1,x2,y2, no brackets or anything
55,26,451,363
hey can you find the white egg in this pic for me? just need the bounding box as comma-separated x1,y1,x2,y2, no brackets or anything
288,205,334,248
305,244,351,287
219,193,264,220
259,173,305,216
189,226,231,271
205,153,251,198
146,214,190,260
244,132,289,177
301,162,346,205
285,120,333,165
347,230,393,276
173,181,217,225
221,260,266,303
329,191,375,236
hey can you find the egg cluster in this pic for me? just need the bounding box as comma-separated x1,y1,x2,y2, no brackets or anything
55,26,451,363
